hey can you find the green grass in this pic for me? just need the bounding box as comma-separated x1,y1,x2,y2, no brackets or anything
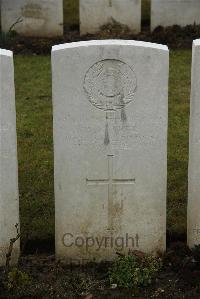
63,0,79,29
142,0,151,26
14,49,191,244
168,50,191,236
14,56,54,243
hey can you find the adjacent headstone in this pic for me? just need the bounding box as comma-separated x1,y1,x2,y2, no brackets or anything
188,39,200,248
80,0,141,35
151,0,200,31
0,49,19,266
52,40,169,263
1,0,63,37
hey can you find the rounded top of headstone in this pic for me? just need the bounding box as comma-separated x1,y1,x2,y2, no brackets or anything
52,40,168,52
193,39,200,47
0,49,13,57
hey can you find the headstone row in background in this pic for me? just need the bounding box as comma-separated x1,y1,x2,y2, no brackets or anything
0,38,200,265
79,0,141,34
151,0,200,31
1,0,200,37
1,0,63,37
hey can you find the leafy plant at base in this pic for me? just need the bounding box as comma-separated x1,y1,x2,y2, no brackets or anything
4,268,32,291
108,253,162,288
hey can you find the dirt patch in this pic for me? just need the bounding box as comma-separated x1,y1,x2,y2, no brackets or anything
1,24,200,55
0,242,199,298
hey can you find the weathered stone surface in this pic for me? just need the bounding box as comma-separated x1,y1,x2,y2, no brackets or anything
151,0,200,31
0,49,19,266
188,39,200,248
52,40,168,262
1,0,63,37
80,0,141,35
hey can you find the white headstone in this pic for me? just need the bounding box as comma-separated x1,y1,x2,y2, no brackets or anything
0,49,19,266
151,0,200,31
1,0,63,37
80,0,141,35
188,39,200,248
52,40,168,263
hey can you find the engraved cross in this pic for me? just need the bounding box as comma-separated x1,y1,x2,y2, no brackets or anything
86,155,135,229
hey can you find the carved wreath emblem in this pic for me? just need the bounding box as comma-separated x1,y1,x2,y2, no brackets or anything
84,59,137,112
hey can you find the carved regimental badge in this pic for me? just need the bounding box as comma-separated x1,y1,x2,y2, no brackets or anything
84,59,137,145
84,59,137,112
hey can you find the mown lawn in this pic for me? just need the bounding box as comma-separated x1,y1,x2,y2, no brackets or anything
14,56,54,244
14,49,191,245
168,50,191,237
63,0,79,29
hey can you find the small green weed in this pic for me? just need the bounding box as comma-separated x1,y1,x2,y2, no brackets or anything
4,268,32,291
109,253,162,288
